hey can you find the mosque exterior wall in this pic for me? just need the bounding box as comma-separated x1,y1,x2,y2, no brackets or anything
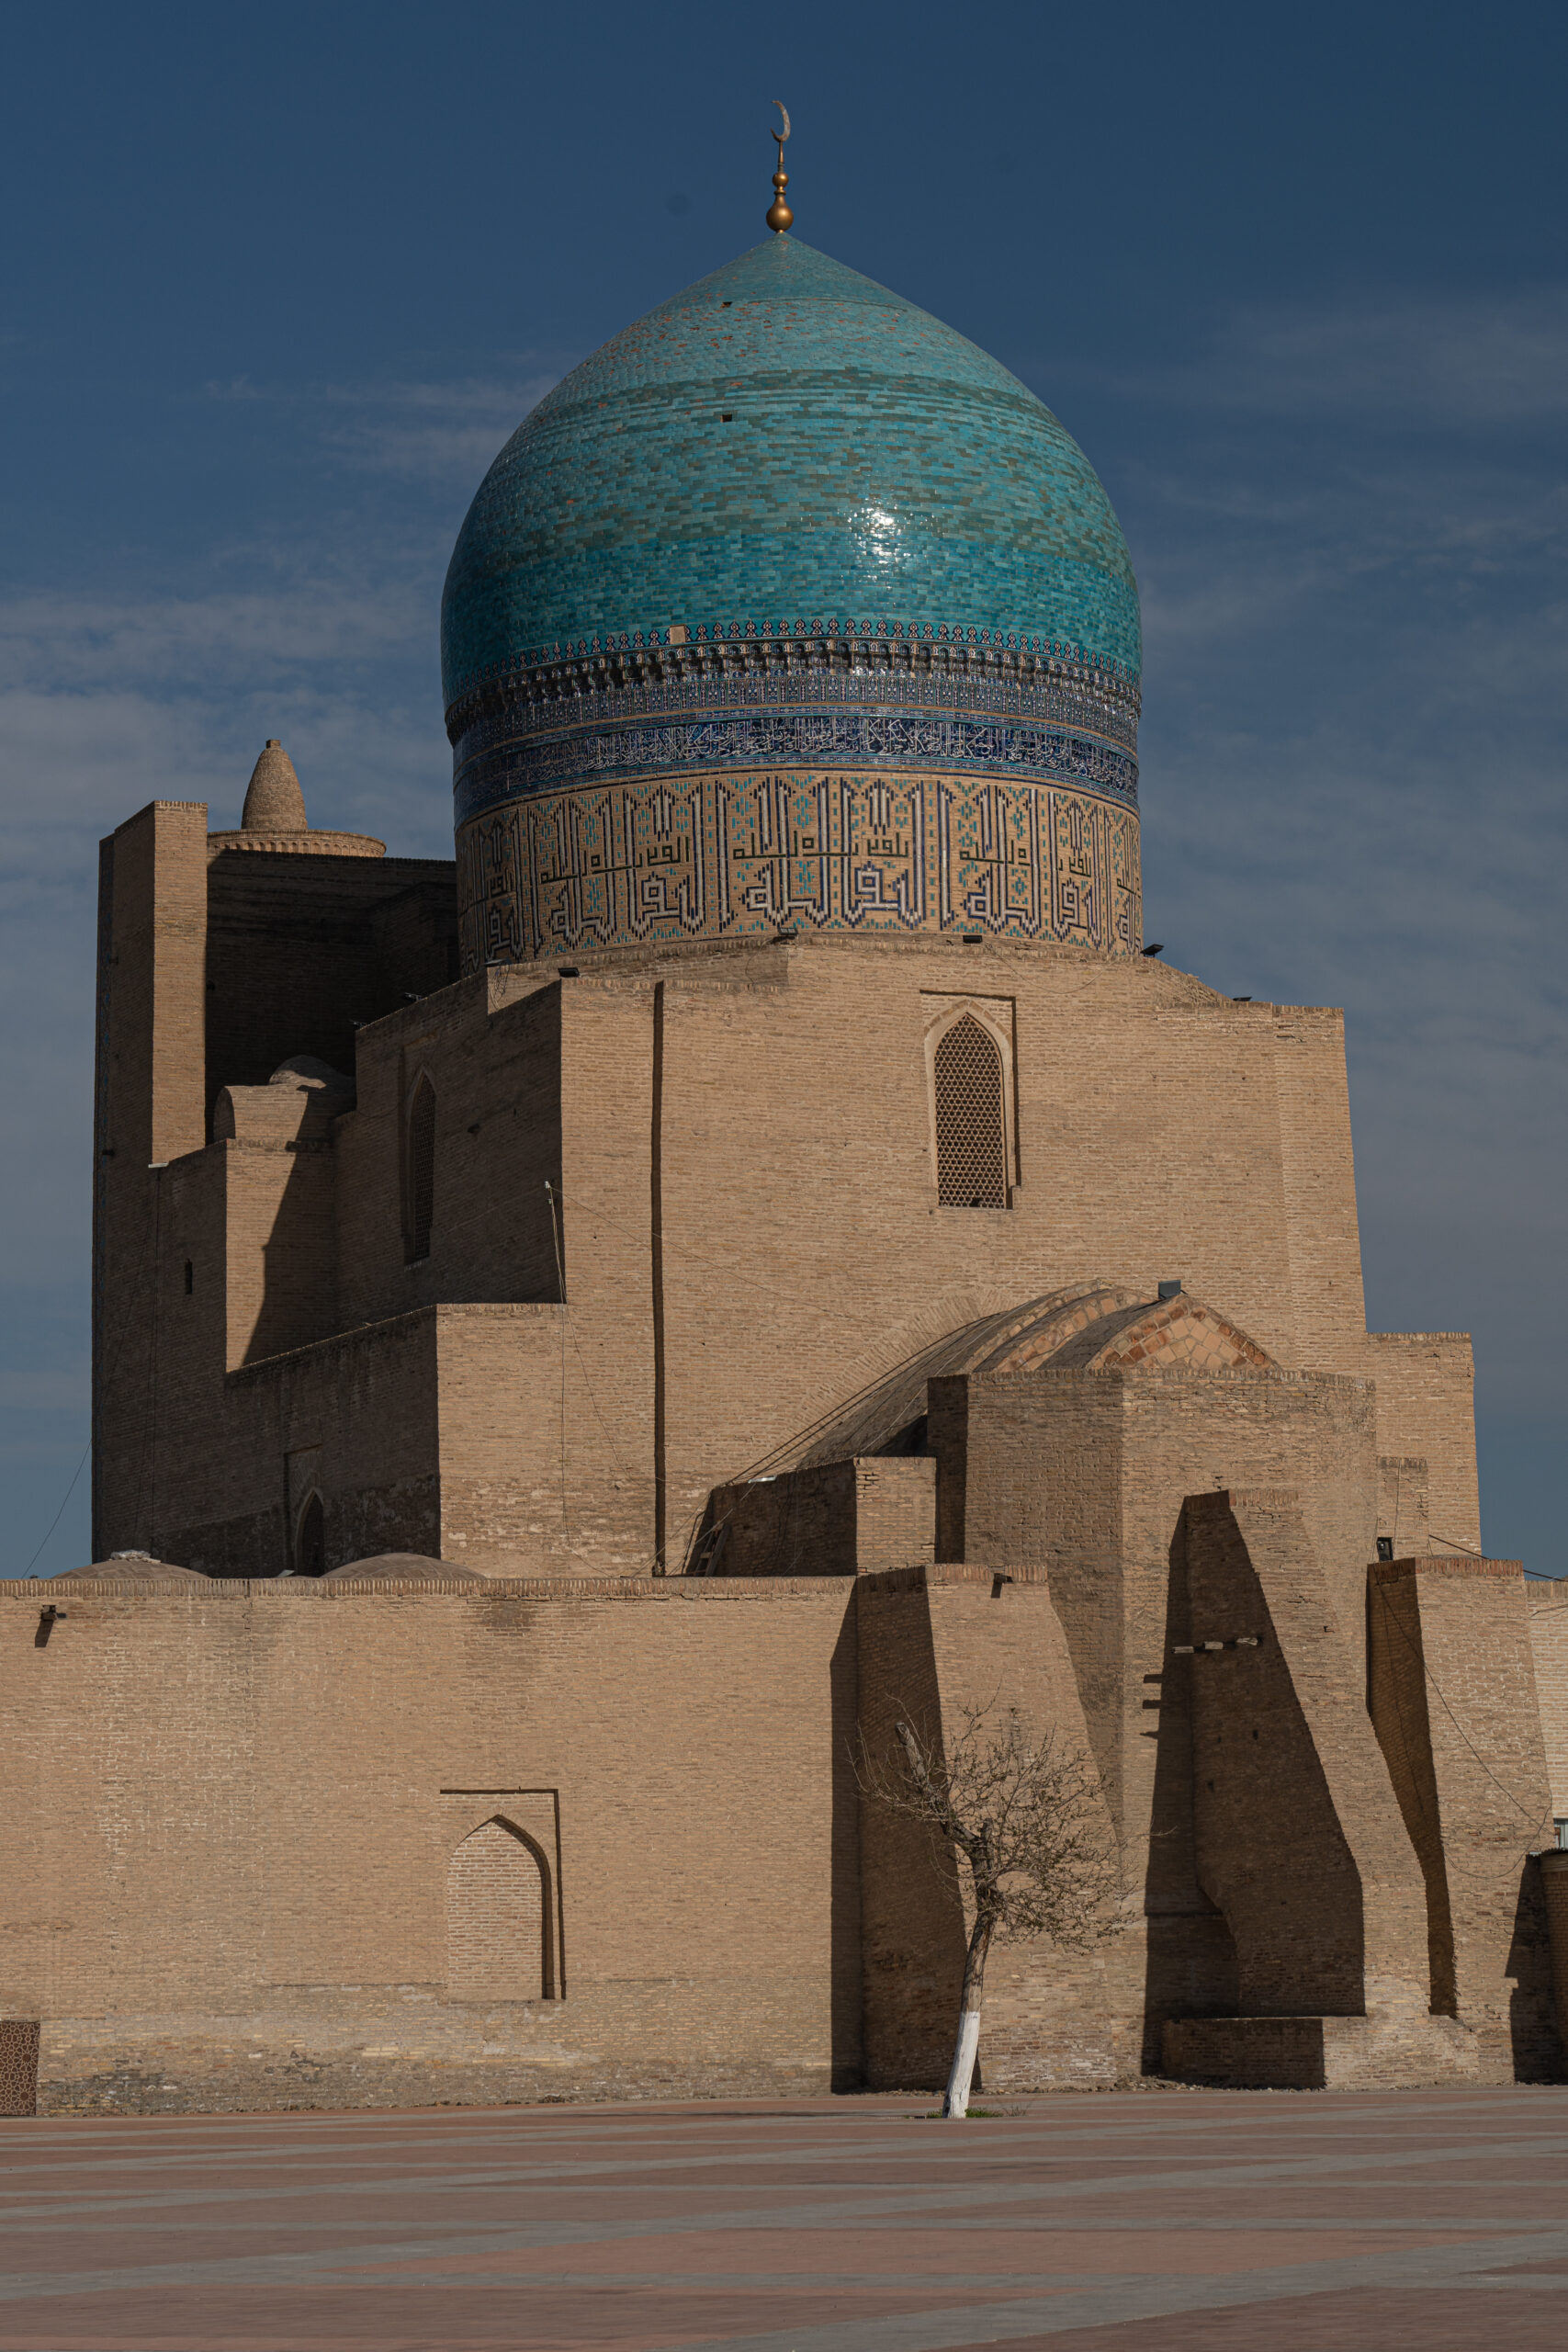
48,207,1568,2117
92,817,1474,1585
6,1549,1557,2114
68,799,1560,2109
1369,1555,1560,2078
0,1576,858,2111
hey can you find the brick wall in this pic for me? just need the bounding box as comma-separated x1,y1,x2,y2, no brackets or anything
204,846,457,1124
152,1309,446,1578
1368,1555,1560,2078
1182,1490,1430,2015
930,1364,1378,1840
1364,1335,1480,1555
99,896,1485,1590
1528,1582,1568,1825
93,802,209,1558
1269,1007,1369,1370
854,1566,1136,2092
704,1458,936,1577
94,808,457,1563
0,1575,861,2111
214,1084,341,1368
1378,1455,1431,1555
446,1819,551,2003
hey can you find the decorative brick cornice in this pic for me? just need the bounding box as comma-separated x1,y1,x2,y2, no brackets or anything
445,618,1141,743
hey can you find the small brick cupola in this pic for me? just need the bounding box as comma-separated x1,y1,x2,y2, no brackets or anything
241,739,309,833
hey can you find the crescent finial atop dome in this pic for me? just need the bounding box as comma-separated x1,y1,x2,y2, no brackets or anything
766,100,793,233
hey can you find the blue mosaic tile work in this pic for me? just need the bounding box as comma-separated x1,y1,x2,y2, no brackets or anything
451,639,1139,826
440,237,1142,711
456,771,1140,970
443,236,1145,962
456,704,1136,821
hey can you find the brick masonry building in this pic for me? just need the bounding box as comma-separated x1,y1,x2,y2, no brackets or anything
3,228,1564,2115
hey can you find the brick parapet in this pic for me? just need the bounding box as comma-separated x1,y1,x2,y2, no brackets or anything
1371,1555,1525,1582
855,1562,1051,1594
0,1567,861,2107
7,1574,857,1604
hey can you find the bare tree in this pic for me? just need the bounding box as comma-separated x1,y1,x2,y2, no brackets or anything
857,1702,1120,2117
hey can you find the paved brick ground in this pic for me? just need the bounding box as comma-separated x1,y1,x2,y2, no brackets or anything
0,2086,1565,2349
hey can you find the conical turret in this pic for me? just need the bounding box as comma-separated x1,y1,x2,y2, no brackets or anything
241,739,308,832
208,740,386,859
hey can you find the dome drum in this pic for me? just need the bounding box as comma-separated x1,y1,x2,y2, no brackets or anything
457,763,1140,970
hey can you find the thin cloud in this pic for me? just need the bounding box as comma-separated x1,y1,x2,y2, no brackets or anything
0,577,434,694
200,366,569,479
1041,284,1568,428
1185,288,1568,425
0,1370,87,1413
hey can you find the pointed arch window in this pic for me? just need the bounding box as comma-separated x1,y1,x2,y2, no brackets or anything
295,1492,326,1577
406,1075,435,1263
933,1012,1009,1208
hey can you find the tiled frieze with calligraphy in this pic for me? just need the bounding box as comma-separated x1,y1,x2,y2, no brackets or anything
456,769,1141,970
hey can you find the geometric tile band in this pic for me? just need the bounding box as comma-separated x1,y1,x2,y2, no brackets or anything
455,707,1138,824
451,634,1140,827
457,769,1142,969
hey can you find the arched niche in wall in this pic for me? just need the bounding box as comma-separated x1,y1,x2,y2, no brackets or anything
294,1491,326,1577
446,1815,555,2003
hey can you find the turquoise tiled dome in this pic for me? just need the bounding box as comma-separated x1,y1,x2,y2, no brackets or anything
441,237,1140,711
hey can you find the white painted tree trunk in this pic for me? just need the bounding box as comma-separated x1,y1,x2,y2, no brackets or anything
942,2007,982,2118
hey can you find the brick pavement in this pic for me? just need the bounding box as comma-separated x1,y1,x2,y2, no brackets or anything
0,2086,1564,2350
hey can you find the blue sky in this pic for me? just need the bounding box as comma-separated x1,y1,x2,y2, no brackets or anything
3,1,1564,1573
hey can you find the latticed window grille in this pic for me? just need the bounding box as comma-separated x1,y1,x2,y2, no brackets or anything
934,1013,1009,1208
406,1077,435,1262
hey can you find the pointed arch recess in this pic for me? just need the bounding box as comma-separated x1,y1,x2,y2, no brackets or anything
446,1816,554,2003
294,1491,326,1577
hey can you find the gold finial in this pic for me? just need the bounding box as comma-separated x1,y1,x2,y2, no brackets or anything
766,99,793,233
